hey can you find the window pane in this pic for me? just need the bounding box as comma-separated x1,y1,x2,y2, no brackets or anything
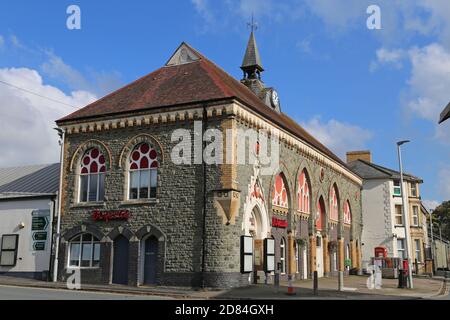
1,235,17,250
129,171,139,199
98,173,105,201
80,175,88,202
0,251,16,266
93,243,101,267
81,243,92,267
70,243,80,267
88,174,98,202
150,169,157,198
82,234,92,242
139,170,150,199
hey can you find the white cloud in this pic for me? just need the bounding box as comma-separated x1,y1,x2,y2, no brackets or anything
0,67,97,167
191,0,214,24
301,116,373,159
0,35,4,49
406,43,450,122
423,199,440,211
438,166,450,201
370,48,406,71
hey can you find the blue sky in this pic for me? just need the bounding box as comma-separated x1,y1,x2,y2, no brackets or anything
0,0,449,208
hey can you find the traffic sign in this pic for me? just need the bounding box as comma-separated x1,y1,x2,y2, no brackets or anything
33,242,46,251
32,216,48,231
32,232,47,241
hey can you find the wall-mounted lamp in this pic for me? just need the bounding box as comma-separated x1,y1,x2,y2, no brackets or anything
18,222,25,229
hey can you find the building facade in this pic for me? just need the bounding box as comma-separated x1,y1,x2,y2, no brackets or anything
347,151,429,274
0,164,59,280
55,34,363,288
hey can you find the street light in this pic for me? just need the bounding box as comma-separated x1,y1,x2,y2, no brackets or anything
397,140,414,289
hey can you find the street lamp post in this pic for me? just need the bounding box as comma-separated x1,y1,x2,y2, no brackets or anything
53,128,65,283
429,209,435,274
397,140,414,289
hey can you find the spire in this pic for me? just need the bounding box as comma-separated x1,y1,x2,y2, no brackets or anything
241,28,264,80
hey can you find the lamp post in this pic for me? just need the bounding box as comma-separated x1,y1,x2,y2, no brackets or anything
53,127,65,282
429,209,435,274
397,140,414,289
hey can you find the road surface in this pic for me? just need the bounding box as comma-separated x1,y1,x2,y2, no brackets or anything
0,285,172,300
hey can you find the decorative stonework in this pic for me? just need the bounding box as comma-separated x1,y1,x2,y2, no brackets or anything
213,190,241,225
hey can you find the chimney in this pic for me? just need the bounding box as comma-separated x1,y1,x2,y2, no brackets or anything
346,150,372,164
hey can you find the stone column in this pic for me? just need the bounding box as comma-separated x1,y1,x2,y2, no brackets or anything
338,238,345,272
287,233,296,276
350,240,357,269
323,236,329,275
309,235,316,277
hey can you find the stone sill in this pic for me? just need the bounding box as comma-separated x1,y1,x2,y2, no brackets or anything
119,199,159,206
70,202,106,209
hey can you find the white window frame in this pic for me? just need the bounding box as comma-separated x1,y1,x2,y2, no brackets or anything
412,206,419,226
397,239,405,259
393,180,401,196
79,172,105,203
68,234,101,269
410,183,418,197
395,205,403,226
128,167,157,200
414,239,422,263
280,238,286,274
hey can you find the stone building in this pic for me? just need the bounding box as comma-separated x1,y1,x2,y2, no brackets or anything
55,32,363,288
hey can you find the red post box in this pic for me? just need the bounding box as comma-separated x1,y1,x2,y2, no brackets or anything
402,259,409,273
374,246,387,258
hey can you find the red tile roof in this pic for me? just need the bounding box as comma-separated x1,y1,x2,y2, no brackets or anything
57,43,348,168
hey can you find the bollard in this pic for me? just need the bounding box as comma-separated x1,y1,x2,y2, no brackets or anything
313,271,318,296
338,271,344,291
398,269,405,288
274,272,280,293
287,275,296,295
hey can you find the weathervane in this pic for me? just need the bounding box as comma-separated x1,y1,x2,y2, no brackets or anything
247,13,258,32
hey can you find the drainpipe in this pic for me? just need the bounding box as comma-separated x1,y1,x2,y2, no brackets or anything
53,128,65,282
201,104,207,288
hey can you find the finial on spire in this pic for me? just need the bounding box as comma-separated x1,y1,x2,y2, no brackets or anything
247,13,258,33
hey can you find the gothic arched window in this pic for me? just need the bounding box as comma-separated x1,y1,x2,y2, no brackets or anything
298,170,311,214
344,201,352,225
129,143,158,200
69,233,100,268
272,173,288,208
329,185,339,222
79,148,106,203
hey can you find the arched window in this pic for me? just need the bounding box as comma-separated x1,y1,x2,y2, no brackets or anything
298,170,311,214
329,185,339,222
129,143,158,200
69,233,100,268
316,197,326,231
272,174,288,208
280,237,286,274
79,148,106,202
344,201,352,225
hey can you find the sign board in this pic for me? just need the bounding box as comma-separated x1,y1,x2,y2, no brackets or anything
345,259,352,267
272,217,288,228
240,235,253,273
33,242,46,251
30,210,50,252
264,238,275,272
92,210,131,222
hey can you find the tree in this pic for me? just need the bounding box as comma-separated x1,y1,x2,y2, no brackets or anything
432,201,450,241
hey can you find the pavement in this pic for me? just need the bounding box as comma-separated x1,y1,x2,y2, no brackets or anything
0,274,447,300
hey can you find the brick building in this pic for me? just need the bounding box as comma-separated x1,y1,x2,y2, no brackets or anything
55,32,363,288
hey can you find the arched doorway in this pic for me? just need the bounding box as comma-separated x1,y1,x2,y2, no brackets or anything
143,236,158,285
249,207,264,278
316,197,326,278
112,235,129,285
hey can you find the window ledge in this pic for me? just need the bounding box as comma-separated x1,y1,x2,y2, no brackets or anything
70,202,106,209
120,199,159,206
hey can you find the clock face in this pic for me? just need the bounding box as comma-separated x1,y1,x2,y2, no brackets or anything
271,90,279,108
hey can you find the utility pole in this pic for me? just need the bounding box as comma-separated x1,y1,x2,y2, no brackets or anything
397,140,414,289
429,209,435,274
53,128,65,282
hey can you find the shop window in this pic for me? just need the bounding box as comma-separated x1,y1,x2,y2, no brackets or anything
129,143,158,200
68,233,100,268
0,235,19,266
79,148,106,203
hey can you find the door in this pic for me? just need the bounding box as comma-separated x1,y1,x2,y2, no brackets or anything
316,235,324,277
112,235,129,285
144,236,158,285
